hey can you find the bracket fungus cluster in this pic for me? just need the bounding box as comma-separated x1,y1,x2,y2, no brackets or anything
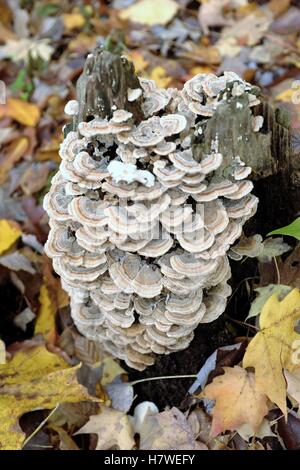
44,54,260,370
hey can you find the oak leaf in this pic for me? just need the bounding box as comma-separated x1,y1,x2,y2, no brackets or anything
201,366,268,437
243,288,300,415
0,345,100,450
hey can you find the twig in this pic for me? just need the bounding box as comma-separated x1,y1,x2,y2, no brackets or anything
22,403,59,449
227,276,260,305
130,375,198,386
273,256,281,285
225,315,259,332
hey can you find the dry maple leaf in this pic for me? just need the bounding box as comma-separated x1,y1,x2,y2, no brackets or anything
75,406,135,450
138,407,207,450
243,288,300,416
0,345,101,450
201,366,268,437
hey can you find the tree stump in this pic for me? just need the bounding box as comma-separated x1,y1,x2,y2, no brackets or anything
65,46,299,408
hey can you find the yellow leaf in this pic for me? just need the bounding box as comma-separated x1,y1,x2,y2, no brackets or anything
120,0,179,26
63,13,85,31
190,65,215,76
125,51,149,73
243,288,300,416
0,345,100,450
35,284,56,344
149,66,172,88
0,98,40,126
201,366,268,437
0,219,21,255
0,339,6,364
101,357,126,386
68,34,97,54
275,88,295,102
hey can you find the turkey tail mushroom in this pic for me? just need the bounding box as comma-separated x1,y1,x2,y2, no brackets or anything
43,47,260,371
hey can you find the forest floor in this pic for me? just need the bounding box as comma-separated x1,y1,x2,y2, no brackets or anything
1,0,300,451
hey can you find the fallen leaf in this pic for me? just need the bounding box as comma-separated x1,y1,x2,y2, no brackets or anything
0,251,35,274
0,97,40,126
277,410,300,450
198,0,233,35
49,402,100,431
0,345,99,450
125,51,149,73
0,136,29,185
35,284,57,344
247,284,292,320
120,0,179,26
285,368,300,406
0,189,26,222
14,307,35,331
51,425,80,450
0,219,21,255
189,342,247,393
243,289,300,415
75,406,135,450
275,88,295,103
237,419,276,441
105,380,134,413
138,407,207,450
63,13,85,31
149,66,172,88
280,244,300,290
201,366,268,437
0,38,53,64
0,339,6,364
100,357,126,386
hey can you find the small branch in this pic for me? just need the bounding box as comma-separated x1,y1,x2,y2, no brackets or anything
273,256,281,284
22,403,59,449
130,375,198,386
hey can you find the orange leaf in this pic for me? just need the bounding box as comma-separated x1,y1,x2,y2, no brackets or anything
201,366,268,437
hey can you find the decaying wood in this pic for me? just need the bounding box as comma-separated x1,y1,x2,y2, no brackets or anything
65,46,144,138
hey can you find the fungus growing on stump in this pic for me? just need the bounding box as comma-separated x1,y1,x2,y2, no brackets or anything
44,46,260,371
